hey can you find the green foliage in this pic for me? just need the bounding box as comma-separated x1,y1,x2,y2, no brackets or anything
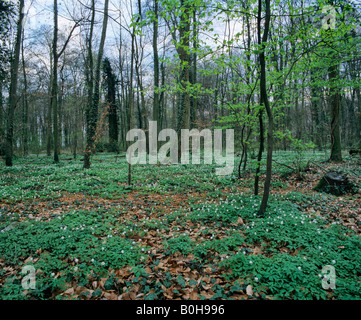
220,196,361,300
194,233,244,260
188,200,241,225
164,234,195,256
0,153,360,300
0,209,146,299
221,253,329,300
276,129,316,178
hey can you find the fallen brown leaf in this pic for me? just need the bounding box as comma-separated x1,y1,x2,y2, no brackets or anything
237,217,244,225
104,292,118,300
246,285,253,296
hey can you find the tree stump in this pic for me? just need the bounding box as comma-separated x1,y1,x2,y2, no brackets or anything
349,149,361,156
314,171,357,196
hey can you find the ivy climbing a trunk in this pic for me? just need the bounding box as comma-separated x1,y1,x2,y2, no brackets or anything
102,57,118,153
5,0,24,167
83,0,109,169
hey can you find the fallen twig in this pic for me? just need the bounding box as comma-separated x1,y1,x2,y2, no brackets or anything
308,160,328,174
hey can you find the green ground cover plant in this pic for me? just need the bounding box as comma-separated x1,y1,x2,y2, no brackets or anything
0,152,360,300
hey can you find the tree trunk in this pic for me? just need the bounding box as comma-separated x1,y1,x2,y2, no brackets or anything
134,10,148,151
83,0,94,169
103,58,118,151
5,0,24,166
47,54,53,157
315,171,356,196
190,8,198,128
21,31,29,156
254,111,264,196
152,0,160,128
128,14,137,185
51,0,79,163
118,13,126,151
356,88,361,146
52,0,59,163
257,0,273,216
84,0,109,169
310,67,322,150
159,60,165,129
328,63,342,162
176,0,191,133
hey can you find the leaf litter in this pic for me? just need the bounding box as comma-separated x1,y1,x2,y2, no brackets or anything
0,156,360,300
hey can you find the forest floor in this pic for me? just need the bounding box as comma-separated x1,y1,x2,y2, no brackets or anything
0,151,360,300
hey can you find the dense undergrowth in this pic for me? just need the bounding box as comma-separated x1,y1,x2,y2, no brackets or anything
0,151,360,300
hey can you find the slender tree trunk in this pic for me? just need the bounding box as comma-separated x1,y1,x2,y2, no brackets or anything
177,0,191,133
134,24,148,151
176,0,191,158
47,55,53,157
21,31,29,156
58,63,65,153
152,0,160,128
51,0,79,163
328,63,342,162
159,60,165,129
52,0,59,163
118,13,126,150
73,87,78,159
136,85,142,129
257,0,273,216
242,8,252,176
294,78,300,139
356,88,361,146
136,63,148,148
254,111,264,195
84,3,94,168
5,0,24,166
84,0,109,169
310,68,322,150
190,8,198,128
128,15,137,185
